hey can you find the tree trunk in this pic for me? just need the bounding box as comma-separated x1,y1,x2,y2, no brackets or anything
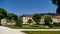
0,19,1,26
36,22,39,26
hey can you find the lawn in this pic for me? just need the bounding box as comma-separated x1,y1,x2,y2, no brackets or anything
23,31,60,34
5,25,50,29
5,25,60,29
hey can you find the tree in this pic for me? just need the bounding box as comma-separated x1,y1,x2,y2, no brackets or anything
0,8,7,25
7,13,18,25
52,0,60,15
32,14,41,25
44,16,53,27
16,19,23,27
7,13,18,21
28,19,33,25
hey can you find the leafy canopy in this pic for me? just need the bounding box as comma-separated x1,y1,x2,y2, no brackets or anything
28,19,33,24
32,14,41,25
7,13,18,21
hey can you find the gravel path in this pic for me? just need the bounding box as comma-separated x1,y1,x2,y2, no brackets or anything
0,26,60,34
0,26,26,34
19,29,60,31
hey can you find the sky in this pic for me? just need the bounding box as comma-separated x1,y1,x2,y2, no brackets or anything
0,0,57,16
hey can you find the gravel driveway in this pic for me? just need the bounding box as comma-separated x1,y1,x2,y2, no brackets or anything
0,26,60,34
0,26,26,34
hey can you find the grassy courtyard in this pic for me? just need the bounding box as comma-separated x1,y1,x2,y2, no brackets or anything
5,25,60,29
23,31,60,34
5,25,47,29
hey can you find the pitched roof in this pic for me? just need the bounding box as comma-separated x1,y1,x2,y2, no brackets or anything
53,16,60,19
21,14,33,17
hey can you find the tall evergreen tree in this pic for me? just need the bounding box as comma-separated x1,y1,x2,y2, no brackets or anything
52,0,60,15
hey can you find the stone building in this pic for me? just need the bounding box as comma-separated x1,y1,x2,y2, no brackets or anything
20,14,35,25
52,16,60,24
20,14,50,25
1,18,16,25
20,14,60,25
1,18,7,25
1,14,60,25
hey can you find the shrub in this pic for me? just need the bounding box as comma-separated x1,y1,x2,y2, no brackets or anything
32,14,41,25
44,16,53,27
16,19,23,27
28,19,33,25
53,23,59,26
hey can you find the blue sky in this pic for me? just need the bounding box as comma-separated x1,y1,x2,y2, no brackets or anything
0,0,57,16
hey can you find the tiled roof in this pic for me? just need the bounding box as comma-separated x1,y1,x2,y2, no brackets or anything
53,16,60,19
20,14,60,19
21,14,33,17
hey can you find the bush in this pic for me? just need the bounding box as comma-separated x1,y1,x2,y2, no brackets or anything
28,19,33,25
32,14,41,25
44,16,52,26
0,22,2,26
16,19,23,27
49,24,54,27
53,23,59,26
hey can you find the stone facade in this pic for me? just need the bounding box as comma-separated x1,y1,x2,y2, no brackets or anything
1,18,7,25
21,14,49,25
1,18,16,25
52,16,60,23
1,14,60,25
21,14,60,25
20,14,35,25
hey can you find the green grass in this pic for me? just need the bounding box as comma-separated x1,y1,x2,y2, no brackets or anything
5,25,60,29
23,31,60,34
5,25,50,29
